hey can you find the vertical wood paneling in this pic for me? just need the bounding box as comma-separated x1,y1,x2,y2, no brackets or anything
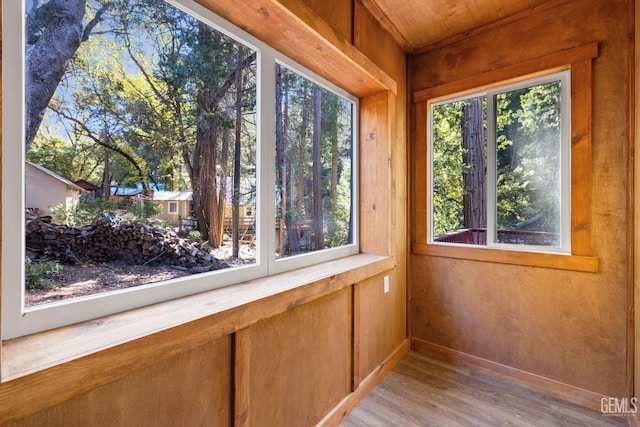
9,337,232,427
630,0,640,418
357,272,406,381
352,283,361,389
571,59,593,256
234,330,251,427
239,289,352,426
413,102,427,244
359,92,392,255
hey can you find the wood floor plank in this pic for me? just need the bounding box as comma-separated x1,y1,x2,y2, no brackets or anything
342,351,628,427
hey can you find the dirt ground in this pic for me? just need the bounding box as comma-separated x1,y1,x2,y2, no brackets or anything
25,240,256,307
25,261,192,306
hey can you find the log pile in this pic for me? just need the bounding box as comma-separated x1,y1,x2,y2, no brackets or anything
26,216,227,272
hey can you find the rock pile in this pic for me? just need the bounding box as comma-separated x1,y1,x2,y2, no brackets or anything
25,216,227,272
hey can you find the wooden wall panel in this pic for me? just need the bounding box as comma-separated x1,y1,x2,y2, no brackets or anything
237,289,352,426
635,0,640,417
9,337,232,427
355,272,406,386
294,0,352,42
410,0,629,400
354,0,409,272
354,1,406,84
359,91,392,256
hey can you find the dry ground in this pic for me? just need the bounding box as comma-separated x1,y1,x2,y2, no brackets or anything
25,239,255,306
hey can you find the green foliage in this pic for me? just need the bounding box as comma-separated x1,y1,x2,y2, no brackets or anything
431,79,563,238
25,257,63,290
432,101,466,236
126,201,161,222
325,158,352,247
50,197,118,227
27,135,101,183
188,229,204,242
496,81,562,232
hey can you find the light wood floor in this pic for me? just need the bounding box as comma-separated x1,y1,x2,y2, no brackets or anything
342,351,628,427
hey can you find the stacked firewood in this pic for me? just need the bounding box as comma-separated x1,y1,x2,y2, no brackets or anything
25,216,227,271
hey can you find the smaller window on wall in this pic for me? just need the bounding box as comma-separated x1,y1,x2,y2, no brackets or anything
429,71,571,253
168,202,178,214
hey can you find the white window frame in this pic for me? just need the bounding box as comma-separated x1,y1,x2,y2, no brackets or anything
168,201,178,214
428,71,571,254
269,58,359,275
2,0,358,339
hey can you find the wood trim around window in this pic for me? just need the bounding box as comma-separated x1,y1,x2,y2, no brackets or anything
412,42,599,273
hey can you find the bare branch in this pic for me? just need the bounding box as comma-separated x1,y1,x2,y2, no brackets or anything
82,2,112,42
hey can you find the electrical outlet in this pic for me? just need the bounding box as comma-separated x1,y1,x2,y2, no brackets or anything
383,275,390,294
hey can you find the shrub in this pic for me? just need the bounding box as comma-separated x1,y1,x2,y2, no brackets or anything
25,257,63,289
50,197,118,227
127,201,162,221
188,229,204,242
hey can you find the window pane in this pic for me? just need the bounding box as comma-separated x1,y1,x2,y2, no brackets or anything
24,0,257,306
431,96,487,245
494,81,562,246
275,65,354,258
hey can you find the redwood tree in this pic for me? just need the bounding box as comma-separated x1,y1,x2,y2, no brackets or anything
461,97,486,229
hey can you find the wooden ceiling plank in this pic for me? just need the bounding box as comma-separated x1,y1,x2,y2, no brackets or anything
412,0,572,54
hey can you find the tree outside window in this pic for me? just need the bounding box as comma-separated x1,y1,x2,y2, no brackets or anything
430,72,570,251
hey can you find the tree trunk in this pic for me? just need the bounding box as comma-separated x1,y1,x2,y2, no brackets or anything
232,48,243,258
312,86,324,250
102,145,110,200
194,90,220,248
25,0,110,152
461,97,486,230
218,123,230,242
296,84,308,244
275,66,287,256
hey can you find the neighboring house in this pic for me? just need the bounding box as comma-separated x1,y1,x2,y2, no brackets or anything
74,179,100,198
152,191,193,225
25,161,84,215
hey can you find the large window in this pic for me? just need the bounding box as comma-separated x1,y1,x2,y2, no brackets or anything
429,72,571,253
275,64,354,260
2,0,357,338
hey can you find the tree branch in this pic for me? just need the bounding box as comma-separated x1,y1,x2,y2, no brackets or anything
82,2,112,42
50,106,149,189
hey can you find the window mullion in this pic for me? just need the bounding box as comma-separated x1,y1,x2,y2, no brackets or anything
259,49,277,275
560,72,572,253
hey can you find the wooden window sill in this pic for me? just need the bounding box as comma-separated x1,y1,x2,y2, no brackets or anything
412,242,598,273
1,253,395,382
